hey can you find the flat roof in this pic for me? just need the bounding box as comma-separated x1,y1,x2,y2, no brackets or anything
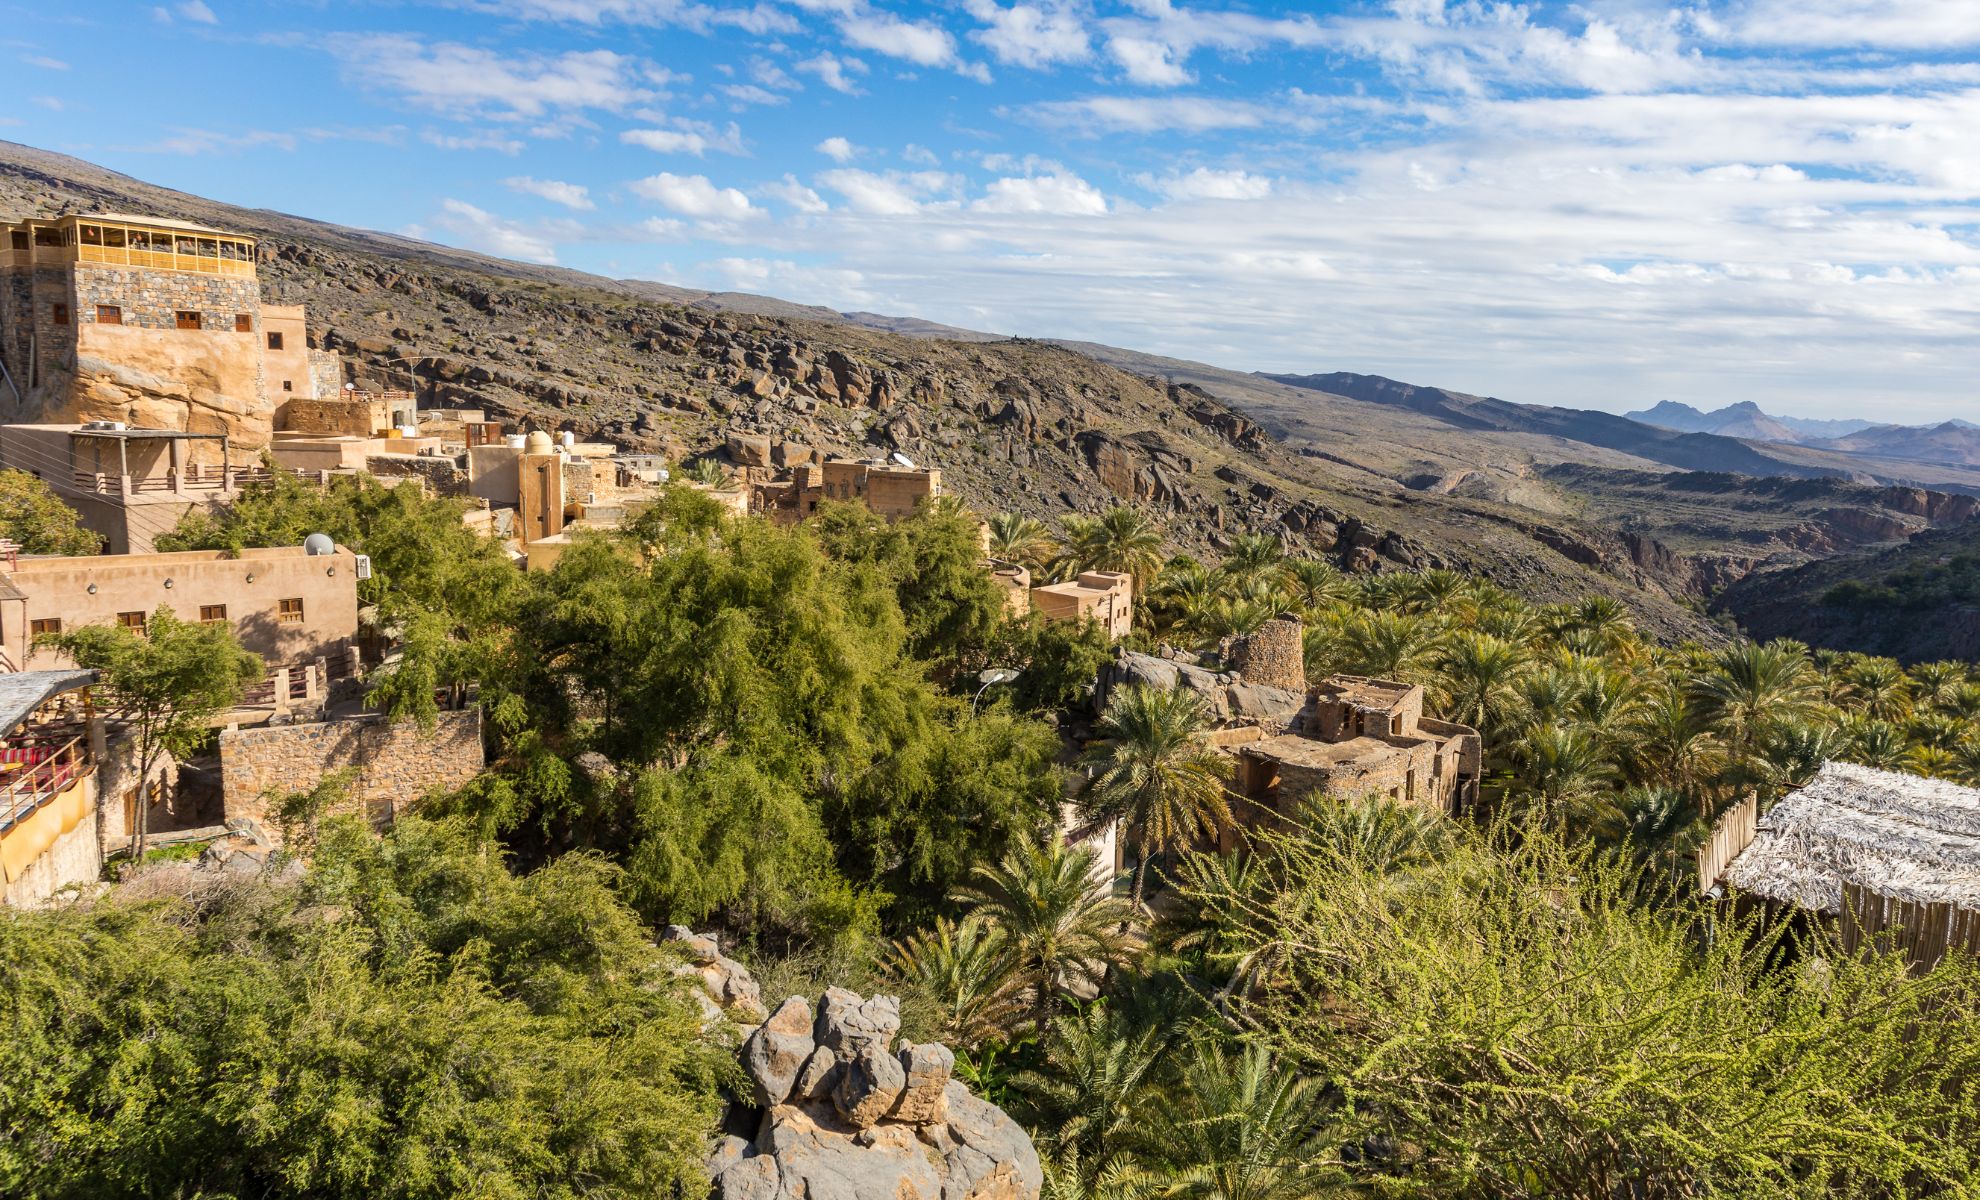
0,669,96,736
1243,732,1411,771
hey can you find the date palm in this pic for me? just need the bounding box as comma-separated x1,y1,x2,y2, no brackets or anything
953,834,1138,1032
1516,722,1620,829
1219,532,1285,582
1432,631,1532,741
1058,507,1164,593
1277,557,1347,614
987,511,1057,570
881,916,1024,1050
1689,640,1824,781
1012,1004,1169,1186
1078,685,1234,912
1909,660,1966,708
1623,682,1722,809
1843,658,1912,722
1843,719,1910,771
1336,609,1443,684
1148,1043,1347,1200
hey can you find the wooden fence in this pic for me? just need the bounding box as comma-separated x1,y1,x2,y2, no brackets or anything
1695,794,1758,895
1840,883,1980,971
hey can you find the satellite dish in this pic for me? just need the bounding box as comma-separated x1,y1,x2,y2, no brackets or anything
979,667,1021,686
890,452,915,468
303,533,335,556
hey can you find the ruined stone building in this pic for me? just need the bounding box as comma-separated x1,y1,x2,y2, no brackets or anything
1234,676,1482,817
1,213,340,449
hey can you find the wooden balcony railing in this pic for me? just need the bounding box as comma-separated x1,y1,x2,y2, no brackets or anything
0,735,88,833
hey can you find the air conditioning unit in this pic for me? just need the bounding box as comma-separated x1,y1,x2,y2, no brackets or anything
354,554,372,580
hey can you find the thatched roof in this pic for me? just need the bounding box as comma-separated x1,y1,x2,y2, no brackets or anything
1723,762,1980,914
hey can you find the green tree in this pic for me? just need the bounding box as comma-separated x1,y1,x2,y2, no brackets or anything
1689,639,1825,785
882,916,1023,1050
0,468,101,555
1012,1004,1170,1188
953,834,1137,1032
1149,1043,1347,1200
1058,507,1164,592
987,511,1058,569
41,606,261,859
1076,685,1234,912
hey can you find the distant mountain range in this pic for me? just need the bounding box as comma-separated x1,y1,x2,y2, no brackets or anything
1626,401,1980,466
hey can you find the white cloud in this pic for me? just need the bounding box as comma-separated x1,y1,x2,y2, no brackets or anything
842,12,959,67
178,0,218,24
505,176,596,209
817,168,957,215
796,51,868,94
903,143,941,166
719,84,787,105
1723,0,1980,49
431,199,567,264
329,35,660,118
422,129,526,154
629,171,758,220
1139,167,1273,201
623,127,710,155
21,55,68,70
762,174,830,213
457,0,798,35
966,0,1090,68
974,171,1108,215
1107,36,1192,86
816,136,859,162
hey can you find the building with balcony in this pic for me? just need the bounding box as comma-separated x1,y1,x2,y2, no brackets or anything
0,213,341,450
0,422,251,553
0,669,102,906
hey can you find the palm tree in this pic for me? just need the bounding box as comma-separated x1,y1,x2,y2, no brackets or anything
1909,660,1966,708
1219,533,1285,582
1059,507,1165,592
1843,719,1910,771
1623,682,1722,811
1516,722,1620,828
953,834,1139,1031
988,511,1057,569
1336,609,1443,684
1432,631,1532,741
1292,792,1453,877
1148,1043,1346,1200
1843,657,1912,722
1147,561,1223,643
1953,738,1980,788
1012,1004,1169,1186
1078,686,1234,912
1689,640,1825,781
881,916,1024,1050
1277,558,1346,614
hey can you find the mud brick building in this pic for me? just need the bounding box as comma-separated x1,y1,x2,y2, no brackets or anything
1234,675,1482,817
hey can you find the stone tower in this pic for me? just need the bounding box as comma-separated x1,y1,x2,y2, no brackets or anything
1229,614,1307,694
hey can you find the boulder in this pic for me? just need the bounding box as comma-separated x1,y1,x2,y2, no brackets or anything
891,1042,954,1124
727,432,774,467
815,987,900,1062
793,1045,840,1102
938,1082,1044,1200
743,996,816,1108
834,1042,907,1128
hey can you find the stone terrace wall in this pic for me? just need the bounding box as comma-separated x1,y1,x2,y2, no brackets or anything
71,265,262,332
220,708,483,841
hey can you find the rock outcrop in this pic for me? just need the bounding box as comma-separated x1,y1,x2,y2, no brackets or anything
665,924,768,1026
707,969,1042,1200
1099,648,1304,727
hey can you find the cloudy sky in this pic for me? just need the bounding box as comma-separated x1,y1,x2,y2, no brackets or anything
6,1,1979,421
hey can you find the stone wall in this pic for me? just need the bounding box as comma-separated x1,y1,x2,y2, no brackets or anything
307,349,343,398
1227,616,1306,693
70,265,262,333
219,708,484,841
365,452,470,496
280,396,394,436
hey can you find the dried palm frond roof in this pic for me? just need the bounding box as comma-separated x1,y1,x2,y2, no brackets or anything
1723,761,1980,914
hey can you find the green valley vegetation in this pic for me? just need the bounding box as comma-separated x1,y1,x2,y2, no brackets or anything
6,485,1980,1196
0,468,102,555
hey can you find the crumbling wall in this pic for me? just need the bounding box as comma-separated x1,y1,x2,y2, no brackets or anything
219,708,483,841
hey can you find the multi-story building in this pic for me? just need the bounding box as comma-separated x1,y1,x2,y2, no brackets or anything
0,213,338,449
1233,676,1482,817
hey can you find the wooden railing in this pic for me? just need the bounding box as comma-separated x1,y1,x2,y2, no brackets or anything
0,735,88,832
68,467,273,496
72,242,255,277
1841,883,1980,971
1696,794,1758,895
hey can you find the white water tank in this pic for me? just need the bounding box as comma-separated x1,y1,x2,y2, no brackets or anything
505,433,527,450
558,431,575,449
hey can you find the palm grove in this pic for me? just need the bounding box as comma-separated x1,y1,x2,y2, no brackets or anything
2,469,1978,1199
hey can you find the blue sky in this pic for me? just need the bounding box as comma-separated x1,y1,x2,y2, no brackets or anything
5,1,1980,422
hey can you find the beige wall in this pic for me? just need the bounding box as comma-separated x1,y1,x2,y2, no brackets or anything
1031,572,1133,639
220,708,484,843
519,452,565,544
3,546,360,669
261,304,314,402
866,468,940,519
468,444,522,506
277,397,404,437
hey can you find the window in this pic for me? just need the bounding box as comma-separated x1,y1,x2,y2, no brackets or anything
29,618,61,637
7,230,25,251
117,611,146,633
278,597,305,624
266,330,284,351
51,303,68,326
175,310,202,331
282,380,293,393
79,224,102,246
234,314,252,333
199,604,227,624
96,304,122,326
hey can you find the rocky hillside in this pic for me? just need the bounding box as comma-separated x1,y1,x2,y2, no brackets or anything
8,140,1979,646
1713,521,1980,664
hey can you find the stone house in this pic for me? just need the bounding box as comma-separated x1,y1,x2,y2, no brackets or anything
1233,675,1482,818
1029,571,1134,640
0,213,342,450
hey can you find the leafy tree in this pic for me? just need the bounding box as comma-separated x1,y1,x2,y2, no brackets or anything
1214,815,1980,1198
1076,685,1233,911
809,496,1011,671
953,834,1137,1031
0,468,101,554
40,606,261,859
1057,507,1164,592
0,816,731,1199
